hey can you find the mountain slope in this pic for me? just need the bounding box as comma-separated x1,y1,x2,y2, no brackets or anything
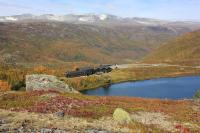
0,14,200,64
144,29,200,65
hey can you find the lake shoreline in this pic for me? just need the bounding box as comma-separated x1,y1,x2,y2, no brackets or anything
80,73,200,91
65,66,200,91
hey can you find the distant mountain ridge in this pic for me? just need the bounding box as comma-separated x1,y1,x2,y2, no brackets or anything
0,14,158,23
0,14,199,26
0,14,117,23
0,14,200,64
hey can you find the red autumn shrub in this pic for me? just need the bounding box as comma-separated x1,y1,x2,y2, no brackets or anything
175,124,190,133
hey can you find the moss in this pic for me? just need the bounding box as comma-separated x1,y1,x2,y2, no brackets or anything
113,108,132,124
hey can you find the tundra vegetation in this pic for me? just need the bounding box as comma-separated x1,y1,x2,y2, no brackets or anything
0,90,199,132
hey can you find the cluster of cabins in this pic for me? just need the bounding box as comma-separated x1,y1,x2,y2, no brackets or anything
65,65,113,78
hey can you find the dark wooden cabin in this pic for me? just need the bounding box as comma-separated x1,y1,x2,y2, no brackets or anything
65,65,113,78
96,65,112,73
66,67,95,78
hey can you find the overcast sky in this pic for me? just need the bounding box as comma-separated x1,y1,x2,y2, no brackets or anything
0,0,199,21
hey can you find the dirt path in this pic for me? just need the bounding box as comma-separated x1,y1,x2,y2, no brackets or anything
111,63,200,69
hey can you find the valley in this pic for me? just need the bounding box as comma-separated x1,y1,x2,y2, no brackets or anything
0,14,200,133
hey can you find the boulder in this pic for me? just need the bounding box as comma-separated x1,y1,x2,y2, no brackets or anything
113,108,132,124
26,74,78,93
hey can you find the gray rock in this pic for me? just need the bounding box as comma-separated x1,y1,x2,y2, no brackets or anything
0,119,6,124
26,74,78,93
40,128,53,133
54,129,70,133
40,128,70,133
85,129,113,133
54,111,65,118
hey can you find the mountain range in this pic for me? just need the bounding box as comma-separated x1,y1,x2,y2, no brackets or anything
0,14,200,64
1,14,200,26
0,14,118,23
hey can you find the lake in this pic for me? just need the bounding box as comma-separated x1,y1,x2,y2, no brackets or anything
81,76,200,99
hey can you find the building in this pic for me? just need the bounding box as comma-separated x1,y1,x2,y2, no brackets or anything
65,65,113,78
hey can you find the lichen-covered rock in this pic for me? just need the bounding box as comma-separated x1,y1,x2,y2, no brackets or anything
113,108,132,124
26,74,78,93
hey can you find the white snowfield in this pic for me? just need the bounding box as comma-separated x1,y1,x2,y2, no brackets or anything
0,17,18,21
99,14,107,20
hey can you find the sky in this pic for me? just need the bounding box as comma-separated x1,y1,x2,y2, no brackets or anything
0,0,199,21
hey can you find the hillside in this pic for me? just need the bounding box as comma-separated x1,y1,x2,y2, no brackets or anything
144,29,200,65
0,14,200,65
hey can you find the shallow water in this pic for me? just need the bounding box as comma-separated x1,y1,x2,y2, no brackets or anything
81,76,200,99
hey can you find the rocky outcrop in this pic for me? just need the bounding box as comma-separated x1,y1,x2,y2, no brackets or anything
26,74,78,93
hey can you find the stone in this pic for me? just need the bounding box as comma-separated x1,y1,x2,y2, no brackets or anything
40,128,53,133
26,74,78,93
54,111,65,118
40,128,70,133
113,108,132,124
85,129,113,133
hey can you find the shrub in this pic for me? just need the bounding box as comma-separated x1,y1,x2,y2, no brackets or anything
193,90,200,99
11,80,26,91
0,80,11,91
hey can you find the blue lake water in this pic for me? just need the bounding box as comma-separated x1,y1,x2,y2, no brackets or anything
81,76,200,99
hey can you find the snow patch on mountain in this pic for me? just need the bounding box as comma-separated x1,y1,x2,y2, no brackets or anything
99,14,107,20
5,17,18,21
46,15,65,22
79,16,95,22
135,20,157,25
